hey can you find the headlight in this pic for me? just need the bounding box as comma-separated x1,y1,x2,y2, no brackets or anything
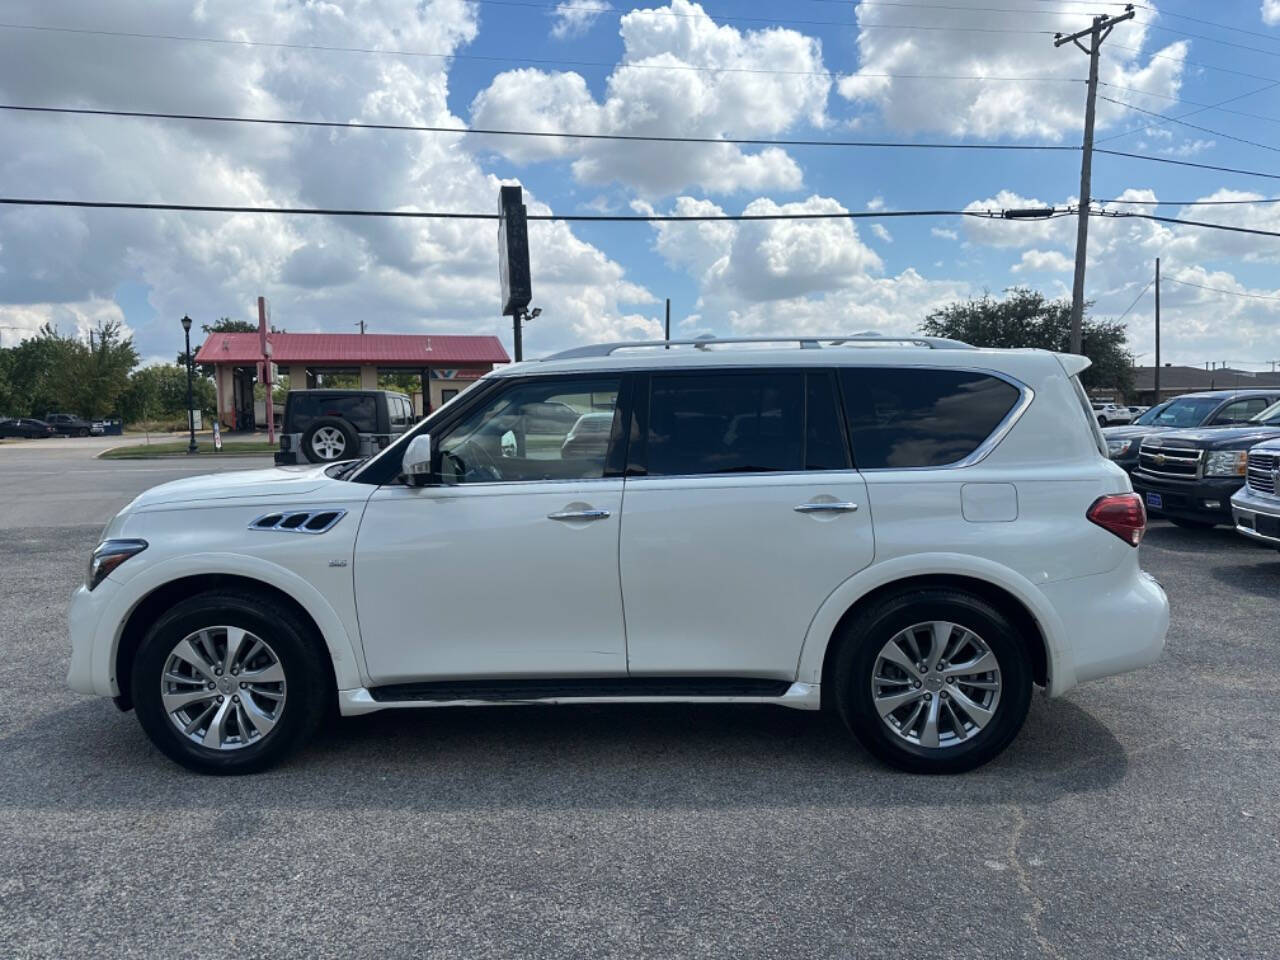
1204,450,1248,477
87,539,148,590
1106,439,1133,458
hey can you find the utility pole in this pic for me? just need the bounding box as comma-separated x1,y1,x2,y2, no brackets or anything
355,320,366,334
1154,257,1160,403
1055,5,1135,355
665,298,671,349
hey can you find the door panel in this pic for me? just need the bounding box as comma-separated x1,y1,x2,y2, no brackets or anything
356,480,627,684
619,472,874,678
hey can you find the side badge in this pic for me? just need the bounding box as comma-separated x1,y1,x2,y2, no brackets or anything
328,559,349,568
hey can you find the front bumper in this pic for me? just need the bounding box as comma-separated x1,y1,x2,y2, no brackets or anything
67,582,117,697
1231,486,1280,547
1131,472,1242,526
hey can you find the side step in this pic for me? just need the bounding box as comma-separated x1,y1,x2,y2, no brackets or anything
367,676,791,703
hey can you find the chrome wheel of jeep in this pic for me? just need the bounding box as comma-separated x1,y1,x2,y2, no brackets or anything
310,426,347,460
870,620,1002,749
160,626,287,750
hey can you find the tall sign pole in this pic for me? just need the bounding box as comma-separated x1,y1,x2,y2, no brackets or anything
258,296,275,446
1153,258,1160,404
1055,5,1134,355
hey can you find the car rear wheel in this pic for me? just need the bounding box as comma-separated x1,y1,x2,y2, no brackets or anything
131,591,329,774
301,417,359,463
833,588,1033,774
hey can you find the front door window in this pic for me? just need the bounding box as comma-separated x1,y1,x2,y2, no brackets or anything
438,378,621,483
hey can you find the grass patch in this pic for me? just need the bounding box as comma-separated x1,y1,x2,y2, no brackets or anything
99,438,276,459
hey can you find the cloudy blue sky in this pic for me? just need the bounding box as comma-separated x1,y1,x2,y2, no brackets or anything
2,0,1280,370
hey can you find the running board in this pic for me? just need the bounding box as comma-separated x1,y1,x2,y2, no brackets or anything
339,679,820,715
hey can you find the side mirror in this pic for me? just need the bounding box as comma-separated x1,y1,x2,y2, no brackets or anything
402,434,433,485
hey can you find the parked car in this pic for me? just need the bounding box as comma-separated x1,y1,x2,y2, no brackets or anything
275,389,415,464
1091,402,1133,426
1231,437,1280,549
89,420,106,436
0,417,55,439
44,412,93,437
1132,398,1280,528
68,335,1168,776
1102,389,1280,475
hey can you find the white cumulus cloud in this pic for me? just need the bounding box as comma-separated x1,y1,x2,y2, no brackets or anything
551,1,613,39
470,0,830,195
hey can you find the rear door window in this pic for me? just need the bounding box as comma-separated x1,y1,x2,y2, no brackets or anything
839,367,1022,468
1213,397,1270,424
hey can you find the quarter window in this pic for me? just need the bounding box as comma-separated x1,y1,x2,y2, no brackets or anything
438,378,621,483
839,368,1022,469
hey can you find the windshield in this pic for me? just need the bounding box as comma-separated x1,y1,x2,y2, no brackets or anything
1148,396,1222,428
1133,402,1170,425
1252,399,1280,425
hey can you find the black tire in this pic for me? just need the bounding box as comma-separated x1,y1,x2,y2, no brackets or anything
76,428,89,437
301,417,359,463
1097,416,1107,426
833,588,1033,774
1169,517,1216,530
131,591,329,774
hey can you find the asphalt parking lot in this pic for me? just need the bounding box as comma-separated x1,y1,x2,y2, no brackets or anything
1,448,1278,958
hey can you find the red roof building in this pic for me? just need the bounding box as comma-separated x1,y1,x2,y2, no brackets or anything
194,331,509,431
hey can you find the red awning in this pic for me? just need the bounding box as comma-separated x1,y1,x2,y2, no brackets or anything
195,332,509,366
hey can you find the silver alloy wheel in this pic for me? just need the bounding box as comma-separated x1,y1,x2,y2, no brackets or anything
160,626,287,750
870,620,1002,750
310,426,347,460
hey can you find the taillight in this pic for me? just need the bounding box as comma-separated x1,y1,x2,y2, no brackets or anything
1087,493,1147,547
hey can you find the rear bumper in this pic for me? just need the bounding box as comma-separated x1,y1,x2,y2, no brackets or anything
1131,472,1241,525
1039,567,1169,690
1231,486,1280,547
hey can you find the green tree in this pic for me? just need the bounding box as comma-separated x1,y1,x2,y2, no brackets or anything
120,363,215,426
920,288,1134,394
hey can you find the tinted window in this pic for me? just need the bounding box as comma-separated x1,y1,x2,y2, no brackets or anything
839,368,1021,469
287,394,377,433
389,397,408,428
806,372,850,470
1254,400,1280,425
1213,397,1270,424
439,377,621,483
646,372,803,476
1150,396,1223,428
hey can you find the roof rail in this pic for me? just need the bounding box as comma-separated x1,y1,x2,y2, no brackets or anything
540,333,973,361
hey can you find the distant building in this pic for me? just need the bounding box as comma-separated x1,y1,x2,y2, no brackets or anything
195,332,509,431
1130,365,1280,405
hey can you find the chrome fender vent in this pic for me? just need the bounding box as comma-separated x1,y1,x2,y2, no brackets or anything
249,509,347,534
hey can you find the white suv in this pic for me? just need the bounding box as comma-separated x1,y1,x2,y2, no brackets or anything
68,335,1168,775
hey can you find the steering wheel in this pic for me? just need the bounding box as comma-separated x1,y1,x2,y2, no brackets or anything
447,438,503,482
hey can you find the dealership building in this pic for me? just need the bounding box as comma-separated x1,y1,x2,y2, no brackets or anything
195,331,509,431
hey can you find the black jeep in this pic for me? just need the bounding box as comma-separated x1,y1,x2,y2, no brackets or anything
275,389,415,465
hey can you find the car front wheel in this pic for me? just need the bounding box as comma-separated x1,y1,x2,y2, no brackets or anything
131,591,329,774
833,589,1033,774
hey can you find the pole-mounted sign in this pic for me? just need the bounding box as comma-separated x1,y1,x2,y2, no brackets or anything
498,184,533,361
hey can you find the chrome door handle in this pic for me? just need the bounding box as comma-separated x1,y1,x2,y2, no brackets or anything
548,509,611,521
794,501,859,514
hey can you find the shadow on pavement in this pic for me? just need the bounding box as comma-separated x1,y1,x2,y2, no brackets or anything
2,693,1128,812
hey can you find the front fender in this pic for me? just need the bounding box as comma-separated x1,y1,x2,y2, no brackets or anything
794,552,1076,697
91,552,365,695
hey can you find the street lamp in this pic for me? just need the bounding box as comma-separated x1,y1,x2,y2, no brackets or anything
181,315,198,454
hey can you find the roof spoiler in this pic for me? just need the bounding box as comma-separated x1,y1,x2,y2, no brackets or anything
1058,353,1092,377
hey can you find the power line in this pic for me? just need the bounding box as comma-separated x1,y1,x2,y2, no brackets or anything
1105,209,1280,240
0,21,1088,81
1096,149,1280,182
1097,94,1280,155
1115,277,1154,320
1094,80,1280,145
1107,42,1280,86
0,196,1060,222
1096,195,1280,206
1162,276,1280,303
0,103,1082,152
